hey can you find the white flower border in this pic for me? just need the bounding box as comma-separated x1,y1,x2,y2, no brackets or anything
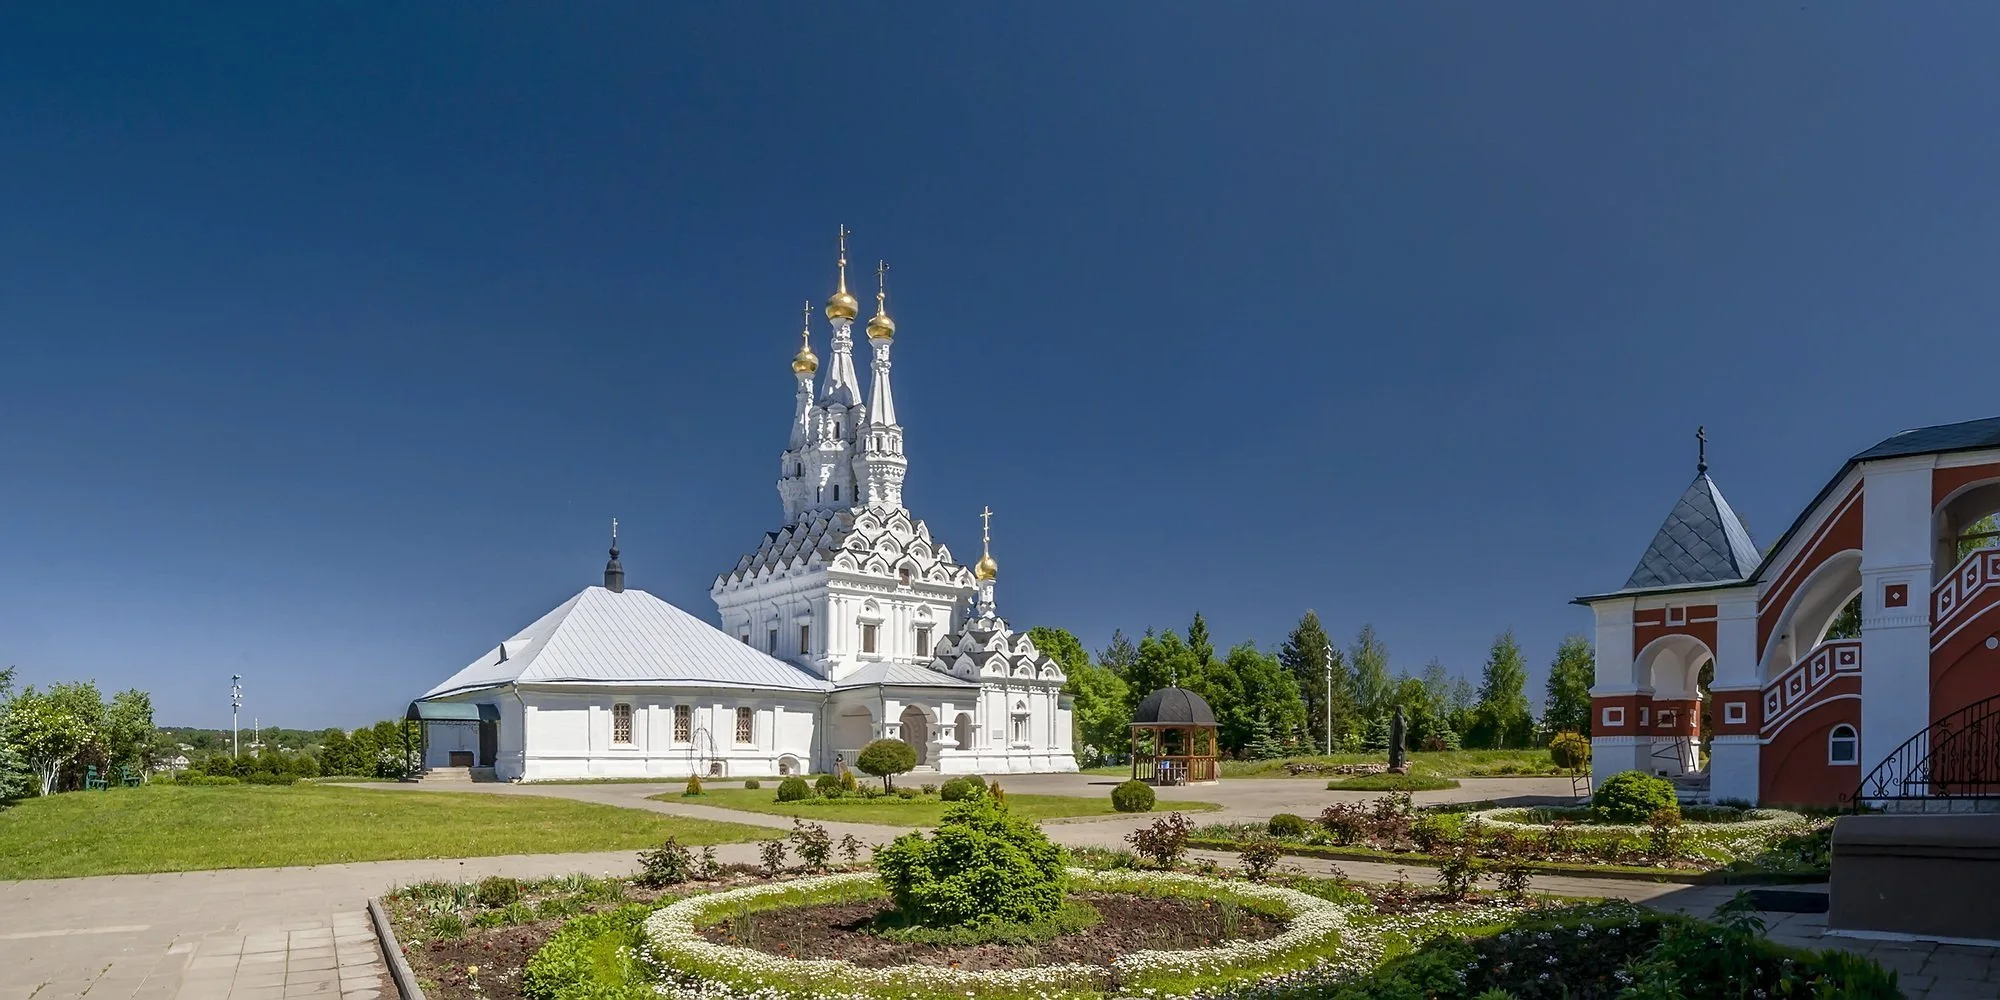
1463,805,1805,836
643,868,1366,1000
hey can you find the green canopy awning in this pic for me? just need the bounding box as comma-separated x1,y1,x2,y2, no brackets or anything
407,701,499,722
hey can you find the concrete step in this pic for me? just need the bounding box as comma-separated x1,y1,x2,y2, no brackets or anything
418,766,498,784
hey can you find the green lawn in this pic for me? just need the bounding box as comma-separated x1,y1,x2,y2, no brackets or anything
660,786,1220,825
1082,750,1561,779
0,784,777,880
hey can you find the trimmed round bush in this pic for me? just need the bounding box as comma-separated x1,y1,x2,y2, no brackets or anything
939,775,986,802
1592,770,1679,824
776,776,812,802
474,875,520,908
1549,731,1591,772
874,795,1067,928
856,739,918,791
1111,779,1156,813
816,774,843,797
1267,813,1309,838
743,778,760,790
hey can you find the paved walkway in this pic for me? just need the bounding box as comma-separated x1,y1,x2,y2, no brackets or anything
5,776,1993,1000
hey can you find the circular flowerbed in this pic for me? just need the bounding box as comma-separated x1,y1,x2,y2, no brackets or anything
1464,804,1805,836
644,868,1367,999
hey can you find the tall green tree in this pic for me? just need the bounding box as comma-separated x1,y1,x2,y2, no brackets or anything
1,686,94,794
1279,611,1351,749
0,668,31,800
1034,626,1130,761
1124,629,1201,718
1469,629,1535,749
1543,635,1596,737
1420,659,1451,709
1098,630,1139,678
105,689,157,774
1027,627,1091,676
1205,643,1307,754
1348,625,1393,723
1186,613,1216,673
1824,595,1862,642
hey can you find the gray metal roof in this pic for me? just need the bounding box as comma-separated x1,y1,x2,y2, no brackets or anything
422,586,832,699
1852,415,2000,462
834,660,978,689
1133,686,1216,727
406,701,500,722
1621,474,1762,592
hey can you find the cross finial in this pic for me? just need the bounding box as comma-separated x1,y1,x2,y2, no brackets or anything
981,505,992,556
610,517,619,552
1696,425,1708,476
836,224,850,271
801,299,812,331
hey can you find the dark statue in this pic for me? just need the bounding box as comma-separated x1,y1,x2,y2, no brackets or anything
1388,705,1407,773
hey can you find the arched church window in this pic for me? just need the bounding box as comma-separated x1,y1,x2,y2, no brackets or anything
899,567,912,586
1829,724,1859,765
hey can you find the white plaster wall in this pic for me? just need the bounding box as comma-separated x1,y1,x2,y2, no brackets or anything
1708,736,1760,804
517,687,822,781
1858,458,1938,779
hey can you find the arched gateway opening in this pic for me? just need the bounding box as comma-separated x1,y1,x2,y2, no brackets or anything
898,705,930,767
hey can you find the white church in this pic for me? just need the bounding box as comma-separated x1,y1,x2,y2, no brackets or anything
408,232,1078,782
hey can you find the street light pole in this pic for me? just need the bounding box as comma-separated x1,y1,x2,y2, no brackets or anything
1323,647,1333,756
231,675,243,758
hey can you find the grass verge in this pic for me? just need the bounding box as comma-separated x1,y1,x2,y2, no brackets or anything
660,787,1219,824
1325,773,1461,791
0,784,777,879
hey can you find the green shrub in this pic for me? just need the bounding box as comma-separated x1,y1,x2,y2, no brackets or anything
243,772,296,786
815,774,842,797
636,837,695,886
474,875,520,908
896,787,919,799
743,778,760,790
1267,813,1309,838
939,775,986,802
1592,770,1679,824
874,795,1067,928
776,776,812,802
855,739,917,791
869,899,1101,945
1549,731,1591,771
920,783,937,795
177,775,241,786
1110,779,1156,813
520,904,657,1000
840,770,858,793
683,774,703,797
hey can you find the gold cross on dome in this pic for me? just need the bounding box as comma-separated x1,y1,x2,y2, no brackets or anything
981,505,992,554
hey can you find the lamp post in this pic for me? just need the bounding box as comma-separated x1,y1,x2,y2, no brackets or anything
1323,647,1333,756
231,675,243,758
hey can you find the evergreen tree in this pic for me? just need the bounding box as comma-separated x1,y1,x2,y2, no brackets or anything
1471,629,1535,748
1420,659,1451,709
1348,625,1393,722
1543,634,1596,737
1186,612,1216,673
1279,611,1352,750
0,668,31,800
1360,713,1391,752
347,726,379,777
1246,715,1286,760
320,729,353,775
1098,629,1139,678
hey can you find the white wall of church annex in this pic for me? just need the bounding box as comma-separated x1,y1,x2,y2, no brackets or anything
515,686,821,781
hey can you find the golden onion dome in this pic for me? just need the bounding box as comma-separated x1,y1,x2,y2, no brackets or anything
974,552,998,580
825,288,859,322
866,258,895,339
866,309,895,340
791,301,819,373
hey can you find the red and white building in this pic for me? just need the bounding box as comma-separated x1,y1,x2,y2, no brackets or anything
1577,417,2000,807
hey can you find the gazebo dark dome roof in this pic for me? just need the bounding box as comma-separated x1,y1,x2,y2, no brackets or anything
1132,686,1215,727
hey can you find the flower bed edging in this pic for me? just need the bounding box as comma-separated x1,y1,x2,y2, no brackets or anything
1185,838,1826,885
1464,805,1807,835
643,868,1370,999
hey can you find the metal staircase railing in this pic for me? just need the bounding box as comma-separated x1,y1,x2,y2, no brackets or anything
1852,693,2000,809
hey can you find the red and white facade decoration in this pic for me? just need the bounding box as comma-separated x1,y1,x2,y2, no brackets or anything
1578,418,2000,806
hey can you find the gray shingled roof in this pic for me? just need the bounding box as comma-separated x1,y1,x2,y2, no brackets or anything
1852,415,2000,462
1622,475,1762,591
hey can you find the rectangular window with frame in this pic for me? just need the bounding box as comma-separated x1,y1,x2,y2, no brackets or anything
767,628,777,653
914,626,932,657
1639,707,1650,727
799,624,811,655
612,703,633,745
735,707,754,744
673,704,691,743
1602,707,1626,728
861,623,879,654
1724,702,1748,725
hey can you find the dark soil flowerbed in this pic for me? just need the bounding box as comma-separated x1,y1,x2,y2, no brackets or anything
698,891,1285,969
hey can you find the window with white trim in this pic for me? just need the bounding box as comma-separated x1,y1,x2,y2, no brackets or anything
612,703,633,745
673,705,691,743
1602,707,1626,728
735,707,754,744
861,623,879,654
1667,605,1687,626
914,626,932,656
767,628,777,653
1829,724,1859,765
1724,702,1747,725
800,624,811,655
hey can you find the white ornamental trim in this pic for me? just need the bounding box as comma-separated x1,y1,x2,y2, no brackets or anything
643,868,1364,999
1464,806,1806,836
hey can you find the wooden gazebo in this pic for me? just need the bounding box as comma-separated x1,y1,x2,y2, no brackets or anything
1129,686,1219,785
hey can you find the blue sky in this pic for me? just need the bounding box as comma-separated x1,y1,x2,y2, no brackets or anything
4,6,1998,729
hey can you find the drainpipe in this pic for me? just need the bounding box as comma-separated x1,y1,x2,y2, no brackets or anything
508,684,527,782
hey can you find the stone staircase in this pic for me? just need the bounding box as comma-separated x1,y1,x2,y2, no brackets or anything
1671,772,1710,806
417,766,498,784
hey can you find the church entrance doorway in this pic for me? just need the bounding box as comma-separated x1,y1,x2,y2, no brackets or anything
479,721,498,767
899,705,929,766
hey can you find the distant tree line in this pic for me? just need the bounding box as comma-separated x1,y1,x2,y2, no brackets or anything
1039,612,1600,765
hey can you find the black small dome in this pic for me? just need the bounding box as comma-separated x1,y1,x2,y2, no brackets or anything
1132,686,1215,727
